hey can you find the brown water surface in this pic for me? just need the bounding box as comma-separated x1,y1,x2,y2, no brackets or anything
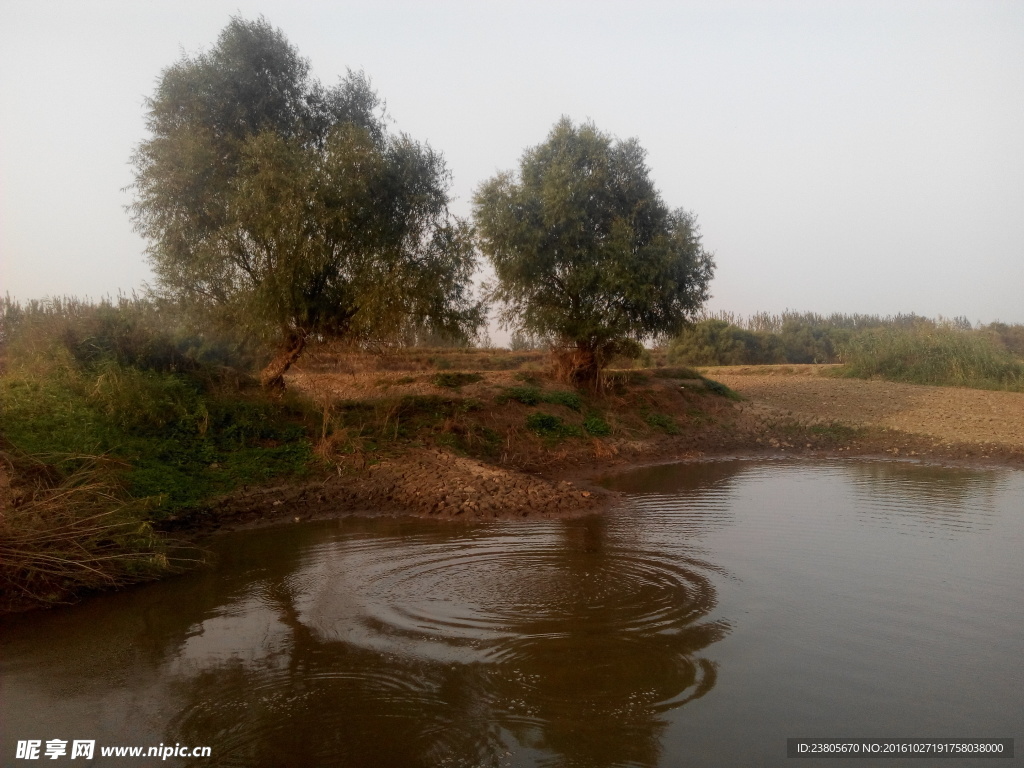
1,460,1022,766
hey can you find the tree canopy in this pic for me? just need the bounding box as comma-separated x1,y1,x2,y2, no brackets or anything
473,118,715,386
130,17,481,387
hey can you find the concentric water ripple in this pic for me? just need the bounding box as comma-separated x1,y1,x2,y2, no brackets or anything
300,525,722,666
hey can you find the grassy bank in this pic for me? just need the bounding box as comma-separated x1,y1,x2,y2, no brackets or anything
300,364,739,465
13,296,1018,612
0,297,319,608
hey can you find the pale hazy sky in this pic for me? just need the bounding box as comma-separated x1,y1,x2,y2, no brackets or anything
2,0,1022,328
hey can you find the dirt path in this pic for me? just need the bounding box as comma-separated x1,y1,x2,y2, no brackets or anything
705,365,1024,450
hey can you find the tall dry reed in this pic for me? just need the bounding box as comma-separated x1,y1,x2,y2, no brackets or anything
0,453,178,611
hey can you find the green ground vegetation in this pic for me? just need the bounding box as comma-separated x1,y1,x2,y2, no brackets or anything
1,297,316,515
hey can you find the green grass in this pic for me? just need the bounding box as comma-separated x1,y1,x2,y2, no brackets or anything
525,412,583,438
0,296,317,518
645,412,679,434
700,377,743,400
648,366,741,400
650,366,702,379
542,389,582,411
583,415,612,436
499,385,543,405
432,371,483,388
497,386,582,410
0,366,315,516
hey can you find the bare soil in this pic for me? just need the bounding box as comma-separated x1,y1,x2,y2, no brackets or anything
706,365,1024,452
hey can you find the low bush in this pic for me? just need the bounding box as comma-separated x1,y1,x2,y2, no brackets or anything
667,319,781,366
665,311,1024,387
542,389,582,411
583,416,612,436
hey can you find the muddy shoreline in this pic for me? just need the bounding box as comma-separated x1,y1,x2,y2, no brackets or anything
163,362,1024,535
160,365,1024,536
172,421,1024,537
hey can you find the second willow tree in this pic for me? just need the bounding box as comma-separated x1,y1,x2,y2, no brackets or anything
474,118,715,387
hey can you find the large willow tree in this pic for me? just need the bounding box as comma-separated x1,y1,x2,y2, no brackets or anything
130,17,481,387
474,118,715,387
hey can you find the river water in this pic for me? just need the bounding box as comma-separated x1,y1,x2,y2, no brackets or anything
1,460,1021,767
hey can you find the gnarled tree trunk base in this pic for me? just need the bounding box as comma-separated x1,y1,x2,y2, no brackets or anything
551,344,602,391
260,332,307,391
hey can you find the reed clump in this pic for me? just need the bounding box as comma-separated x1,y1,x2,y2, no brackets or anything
0,452,175,611
839,325,1024,391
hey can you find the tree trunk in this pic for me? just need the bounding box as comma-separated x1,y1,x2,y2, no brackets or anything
260,331,307,390
551,342,601,391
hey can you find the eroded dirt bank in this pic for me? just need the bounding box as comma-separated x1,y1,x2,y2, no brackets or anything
182,365,1024,534
184,448,608,532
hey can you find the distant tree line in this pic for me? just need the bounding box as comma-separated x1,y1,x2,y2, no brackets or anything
664,311,1024,390
664,311,932,366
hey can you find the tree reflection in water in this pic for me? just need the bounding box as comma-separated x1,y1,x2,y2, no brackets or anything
166,515,728,767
